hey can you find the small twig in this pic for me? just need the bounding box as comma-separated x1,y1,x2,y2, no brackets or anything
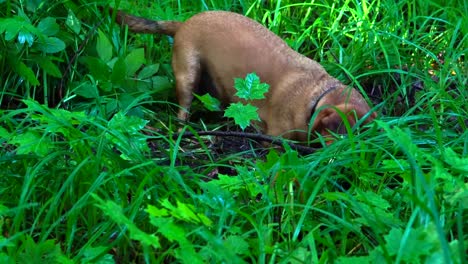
173,131,318,155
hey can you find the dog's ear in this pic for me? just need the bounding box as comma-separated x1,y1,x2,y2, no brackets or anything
311,106,351,138
311,103,376,140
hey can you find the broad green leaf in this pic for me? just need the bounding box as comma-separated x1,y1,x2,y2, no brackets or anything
16,62,39,86
175,247,204,264
81,56,110,81
25,0,42,12
4,20,21,41
150,217,204,264
110,57,127,84
0,253,13,264
100,81,113,93
234,72,269,100
357,191,391,210
37,17,59,36
106,112,149,160
147,205,169,217
128,225,160,248
194,93,221,111
223,235,249,255
336,256,373,264
20,100,86,140
381,159,410,170
36,56,62,77
378,121,419,158
443,147,468,172
150,76,172,92
65,9,81,34
95,198,160,248
36,37,65,53
158,199,212,226
0,18,21,34
119,94,138,110
150,217,187,243
176,200,212,226
384,225,439,262
198,180,236,211
95,199,127,224
10,131,52,156
17,237,65,263
0,126,10,139
82,246,114,264
125,48,145,76
224,102,260,130
107,112,148,134
105,98,119,114
138,64,159,79
73,81,99,99
97,30,112,62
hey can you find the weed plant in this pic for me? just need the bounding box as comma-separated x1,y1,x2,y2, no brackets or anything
0,0,466,263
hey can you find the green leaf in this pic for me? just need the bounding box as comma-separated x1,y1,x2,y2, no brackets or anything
3,18,22,41
94,197,160,248
110,57,127,84
65,9,81,34
81,56,110,81
82,246,114,264
150,217,187,243
73,81,99,99
384,225,441,262
443,147,468,173
37,17,59,36
105,98,119,114
25,0,42,12
158,199,213,226
357,191,391,210
223,235,250,255
125,48,145,76
234,72,269,100
17,237,66,264
224,102,260,130
138,64,159,79
198,180,236,211
147,205,169,217
16,62,40,86
36,37,66,53
97,30,112,62
106,112,149,160
194,93,221,111
128,225,161,248
36,56,62,77
336,256,373,264
149,217,204,264
9,130,52,156
0,126,9,139
0,253,13,264
150,76,172,92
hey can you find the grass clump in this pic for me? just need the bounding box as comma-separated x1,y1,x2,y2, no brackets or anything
1,0,466,263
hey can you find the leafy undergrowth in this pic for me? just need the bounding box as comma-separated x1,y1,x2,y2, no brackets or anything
1,0,467,263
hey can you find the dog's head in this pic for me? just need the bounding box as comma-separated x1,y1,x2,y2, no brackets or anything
308,86,377,142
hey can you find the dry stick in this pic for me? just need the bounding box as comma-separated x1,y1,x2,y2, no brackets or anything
173,131,318,154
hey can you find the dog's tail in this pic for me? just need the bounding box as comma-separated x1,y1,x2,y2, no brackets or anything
110,8,182,37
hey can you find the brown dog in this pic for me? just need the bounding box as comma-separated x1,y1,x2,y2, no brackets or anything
113,9,376,141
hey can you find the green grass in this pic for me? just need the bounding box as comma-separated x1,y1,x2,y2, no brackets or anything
0,0,467,263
